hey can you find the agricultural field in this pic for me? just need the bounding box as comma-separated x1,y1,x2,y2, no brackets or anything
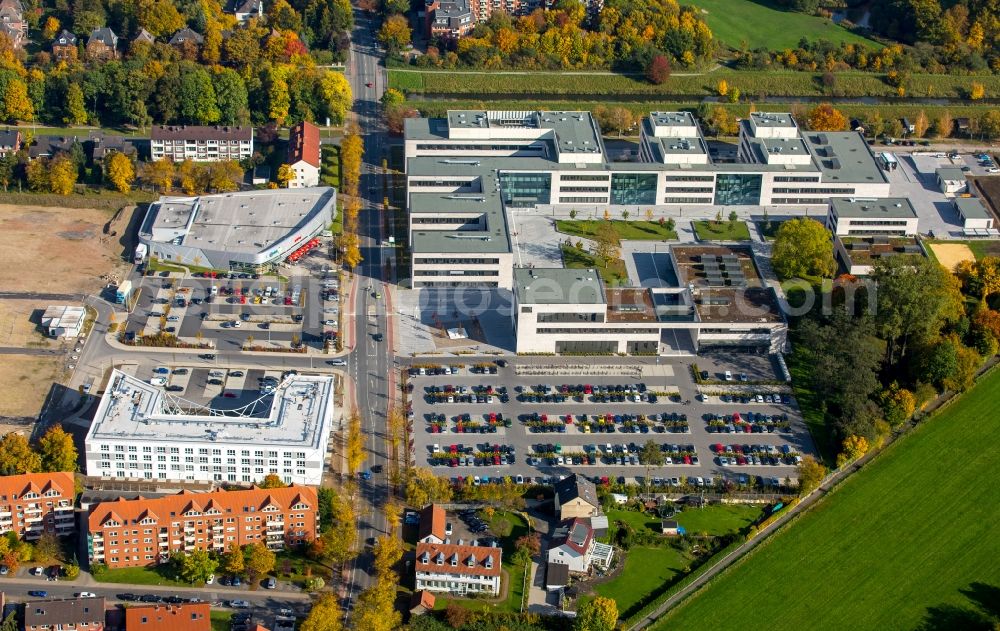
685,0,877,49
556,219,678,241
656,368,1000,631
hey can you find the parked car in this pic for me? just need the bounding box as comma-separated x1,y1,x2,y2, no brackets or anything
28,590,47,598
263,577,276,589
230,600,251,609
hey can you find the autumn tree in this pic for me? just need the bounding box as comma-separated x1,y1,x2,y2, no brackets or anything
772,218,836,280
913,110,930,138
351,578,400,631
105,152,135,193
244,542,276,582
705,106,738,136
309,487,356,567
576,595,618,631
880,382,916,426
173,548,218,584
259,473,286,488
277,163,294,188
383,501,401,532
223,541,245,576
41,16,60,40
837,434,869,467
592,221,620,268
346,409,365,474
0,432,40,475
34,531,60,564
639,439,664,490
143,159,175,193
797,455,826,495
37,425,77,472
936,111,954,138
340,130,364,196
646,54,670,85
970,81,986,100
405,467,453,507
319,70,352,125
717,79,729,96
378,14,411,55
47,155,77,195
372,535,402,577
341,232,362,269
301,593,343,631
0,70,33,122
807,103,848,131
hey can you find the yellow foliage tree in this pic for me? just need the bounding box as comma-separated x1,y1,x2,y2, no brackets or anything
48,154,77,195
840,435,869,464
716,79,728,96
105,151,135,193
42,16,60,41
178,159,198,194
346,409,365,474
970,81,986,100
276,163,294,188
143,159,174,192
807,103,848,131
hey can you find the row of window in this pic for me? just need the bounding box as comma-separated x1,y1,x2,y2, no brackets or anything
414,143,543,152
773,175,820,182
412,270,499,277
664,197,712,204
558,196,607,204
97,462,307,475
536,327,660,334
414,257,501,265
773,187,855,194
664,186,713,193
558,186,609,193
99,445,307,458
409,180,475,187
560,174,610,181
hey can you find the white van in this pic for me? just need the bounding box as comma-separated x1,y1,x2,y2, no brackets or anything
210,285,219,295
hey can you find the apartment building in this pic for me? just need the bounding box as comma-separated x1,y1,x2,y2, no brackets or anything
415,542,501,596
0,472,76,540
86,370,335,485
425,0,475,39
287,121,321,188
125,603,210,631
87,485,318,569
150,125,253,162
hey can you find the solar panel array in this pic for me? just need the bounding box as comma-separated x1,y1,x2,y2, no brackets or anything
702,255,747,287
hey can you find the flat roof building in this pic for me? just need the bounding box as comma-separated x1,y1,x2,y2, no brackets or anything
954,196,996,232
139,188,336,272
85,369,336,485
936,167,967,194
826,197,919,237
42,305,85,338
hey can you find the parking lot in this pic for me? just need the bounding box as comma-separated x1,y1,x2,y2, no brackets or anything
407,359,816,490
124,267,343,351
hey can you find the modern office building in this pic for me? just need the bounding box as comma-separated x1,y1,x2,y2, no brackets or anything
512,245,788,354
825,197,919,237
138,187,336,272
0,472,76,540
414,542,501,596
150,125,253,162
85,369,336,485
87,485,318,568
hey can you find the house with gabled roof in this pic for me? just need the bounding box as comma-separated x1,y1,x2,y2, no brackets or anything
417,504,446,544
87,27,118,60
52,29,78,61
547,517,595,573
87,485,317,569
0,472,76,540
414,541,501,596
226,0,264,24
554,473,601,520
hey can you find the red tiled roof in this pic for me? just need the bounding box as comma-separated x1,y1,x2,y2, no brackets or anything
125,603,210,631
418,503,446,542
88,485,316,532
415,542,501,577
0,471,73,499
288,121,321,168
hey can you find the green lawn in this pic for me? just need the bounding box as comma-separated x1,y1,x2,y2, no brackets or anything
561,244,628,286
927,239,1000,262
595,545,689,616
321,145,341,189
556,219,677,241
693,220,751,241
675,504,764,536
685,0,877,49
210,610,232,631
93,565,193,588
657,368,1000,631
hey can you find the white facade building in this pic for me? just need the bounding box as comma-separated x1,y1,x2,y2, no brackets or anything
826,197,920,237
287,121,321,188
415,542,501,596
85,370,336,486
150,125,253,162
41,305,85,338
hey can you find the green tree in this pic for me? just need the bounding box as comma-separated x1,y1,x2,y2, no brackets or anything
380,88,405,109
0,432,41,474
576,595,619,631
177,63,220,124
34,531,60,564
63,84,88,126
771,218,836,280
318,70,352,125
378,14,411,55
173,548,218,584
105,151,135,193
223,541,245,576
37,425,77,472
244,542,276,582
212,68,249,126
639,439,664,490
301,593,343,631
0,611,15,631
308,487,356,566
880,382,916,426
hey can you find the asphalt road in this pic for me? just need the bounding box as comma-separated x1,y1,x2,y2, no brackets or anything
341,5,394,619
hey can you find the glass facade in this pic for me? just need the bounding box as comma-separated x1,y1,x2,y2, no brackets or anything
610,173,658,205
500,173,551,207
714,174,762,205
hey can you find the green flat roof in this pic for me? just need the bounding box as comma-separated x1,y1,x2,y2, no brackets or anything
513,268,605,305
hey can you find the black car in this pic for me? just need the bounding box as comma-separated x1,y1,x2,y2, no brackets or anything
370,464,383,473
139,595,162,603
200,354,216,360
117,593,138,601
165,385,184,392
372,333,383,342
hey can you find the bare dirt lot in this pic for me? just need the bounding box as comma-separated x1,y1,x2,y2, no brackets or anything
0,357,63,421
929,242,976,271
0,204,129,294
0,300,59,348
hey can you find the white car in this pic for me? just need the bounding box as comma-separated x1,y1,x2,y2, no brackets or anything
988,167,1000,173
327,359,347,366
75,592,97,598
229,600,250,609
323,319,336,326
206,574,215,585
232,320,241,328
149,377,167,386
32,566,44,576
724,370,733,381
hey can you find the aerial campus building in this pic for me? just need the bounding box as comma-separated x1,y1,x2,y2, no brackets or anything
138,187,336,272
85,370,336,485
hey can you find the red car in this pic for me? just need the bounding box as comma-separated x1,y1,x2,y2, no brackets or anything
366,81,373,87
493,455,501,465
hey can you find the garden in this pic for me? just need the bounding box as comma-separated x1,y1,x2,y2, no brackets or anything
556,219,678,241
693,219,751,242
561,243,628,286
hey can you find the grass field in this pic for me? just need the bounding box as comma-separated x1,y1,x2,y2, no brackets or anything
556,219,677,241
606,505,762,538
657,367,1000,631
595,545,689,616
210,611,232,631
693,220,751,241
685,0,877,49
561,244,628,286
927,239,1000,262
93,565,193,588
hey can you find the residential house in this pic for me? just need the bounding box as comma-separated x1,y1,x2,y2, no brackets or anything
86,27,119,60
150,125,253,162
89,132,139,161
0,128,19,155
169,27,203,48
28,135,77,160
0,472,76,540
425,0,476,40
41,305,86,338
286,121,321,188
0,0,24,49
553,474,600,520
546,518,595,573
52,29,78,61
125,603,210,631
414,542,501,596
23,597,106,631
133,29,156,46
87,485,318,569
417,504,446,544
226,0,264,24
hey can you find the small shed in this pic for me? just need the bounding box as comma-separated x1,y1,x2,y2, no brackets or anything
901,117,915,133
409,590,435,615
936,167,967,194
588,514,609,539
545,562,569,591
661,519,680,536
954,196,994,230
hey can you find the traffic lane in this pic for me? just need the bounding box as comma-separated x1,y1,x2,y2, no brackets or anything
0,581,311,608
